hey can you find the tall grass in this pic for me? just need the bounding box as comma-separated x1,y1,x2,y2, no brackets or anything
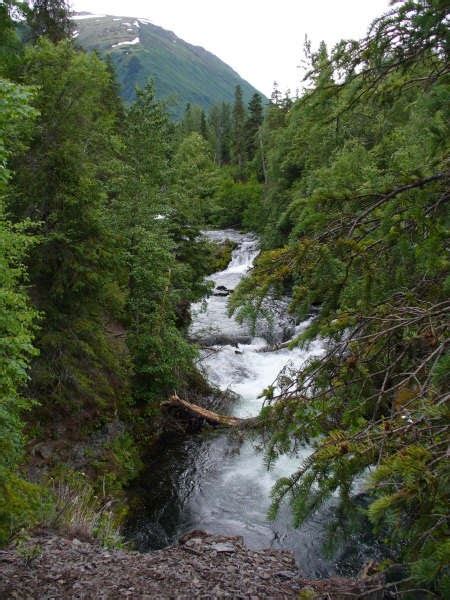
48,475,124,548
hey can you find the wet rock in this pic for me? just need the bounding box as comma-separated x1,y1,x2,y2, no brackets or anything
213,284,233,297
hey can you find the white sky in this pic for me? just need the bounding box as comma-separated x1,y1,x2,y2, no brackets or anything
72,0,392,96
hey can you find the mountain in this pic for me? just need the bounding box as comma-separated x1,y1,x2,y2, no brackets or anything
73,13,265,117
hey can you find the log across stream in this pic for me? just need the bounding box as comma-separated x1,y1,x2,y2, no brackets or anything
125,230,376,578
162,394,259,428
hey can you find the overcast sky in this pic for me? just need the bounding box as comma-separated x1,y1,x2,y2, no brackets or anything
72,0,392,96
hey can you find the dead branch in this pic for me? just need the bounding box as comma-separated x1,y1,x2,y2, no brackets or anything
162,394,259,429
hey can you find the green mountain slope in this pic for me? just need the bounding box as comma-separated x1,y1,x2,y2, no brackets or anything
74,13,265,117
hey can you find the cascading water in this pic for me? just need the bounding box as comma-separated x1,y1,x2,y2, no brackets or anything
126,230,372,577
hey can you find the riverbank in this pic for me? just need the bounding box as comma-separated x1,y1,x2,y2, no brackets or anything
0,530,385,599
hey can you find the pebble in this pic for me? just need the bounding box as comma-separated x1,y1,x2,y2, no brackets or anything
211,542,236,553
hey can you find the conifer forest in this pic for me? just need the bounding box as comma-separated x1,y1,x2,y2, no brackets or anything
0,1,449,597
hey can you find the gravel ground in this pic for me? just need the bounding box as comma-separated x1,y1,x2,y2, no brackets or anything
0,531,302,599
0,530,387,599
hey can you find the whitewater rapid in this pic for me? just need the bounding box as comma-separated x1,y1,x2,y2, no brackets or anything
127,230,365,577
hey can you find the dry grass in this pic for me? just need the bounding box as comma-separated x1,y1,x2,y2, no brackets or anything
48,476,123,548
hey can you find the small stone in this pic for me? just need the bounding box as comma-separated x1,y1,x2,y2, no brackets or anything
36,443,53,460
274,570,297,579
184,538,204,547
72,539,82,546
211,543,236,553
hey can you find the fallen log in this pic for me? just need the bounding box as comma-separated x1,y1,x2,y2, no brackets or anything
256,340,291,353
162,394,259,428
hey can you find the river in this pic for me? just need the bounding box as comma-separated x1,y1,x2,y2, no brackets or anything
126,230,373,578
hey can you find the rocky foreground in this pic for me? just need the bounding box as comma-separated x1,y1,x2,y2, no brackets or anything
0,531,385,599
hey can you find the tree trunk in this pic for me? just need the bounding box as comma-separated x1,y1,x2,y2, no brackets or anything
162,394,259,428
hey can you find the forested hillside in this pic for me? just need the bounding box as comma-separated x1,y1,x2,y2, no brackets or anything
73,13,265,116
0,0,448,597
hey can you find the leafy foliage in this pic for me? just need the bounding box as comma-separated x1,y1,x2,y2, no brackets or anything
1,16,219,540
0,1,26,77
0,77,43,543
116,83,214,407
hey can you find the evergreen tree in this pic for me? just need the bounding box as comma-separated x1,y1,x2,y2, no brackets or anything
180,102,206,138
0,1,25,76
207,102,233,166
173,132,218,223
230,2,450,595
8,40,127,417
245,92,263,161
208,104,223,165
270,81,282,105
26,0,74,43
231,84,247,179
181,102,194,135
119,84,211,405
199,109,208,141
124,81,172,193
265,81,287,132
220,101,232,164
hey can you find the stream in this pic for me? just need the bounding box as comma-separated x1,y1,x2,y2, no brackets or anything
126,230,373,578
